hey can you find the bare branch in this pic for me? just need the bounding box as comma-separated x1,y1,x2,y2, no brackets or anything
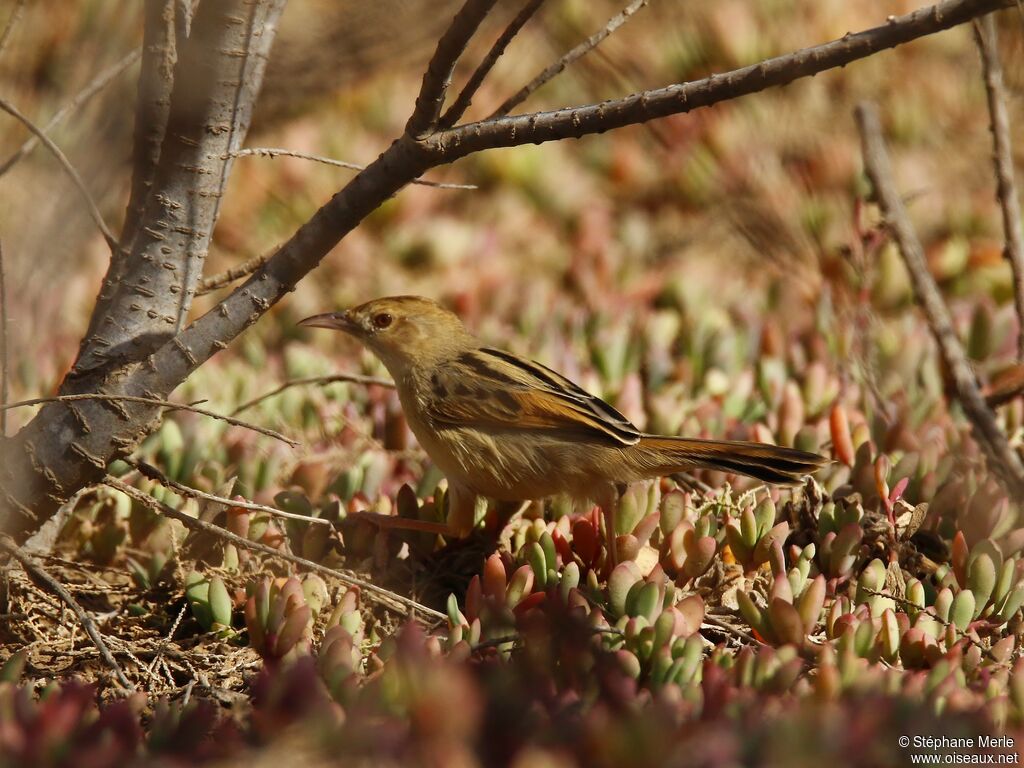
120,0,177,252
105,476,446,622
437,0,1017,157
125,458,334,527
196,247,276,296
85,2,175,344
973,14,1024,362
855,101,1024,495
0,0,26,59
0,535,135,691
0,393,298,447
230,147,476,189
489,0,647,120
70,0,286,377
0,48,141,179
232,373,396,415
439,0,546,128
0,97,118,252
405,0,499,138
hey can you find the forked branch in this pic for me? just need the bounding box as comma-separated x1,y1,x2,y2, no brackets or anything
488,0,648,119
405,0,499,137
439,0,547,128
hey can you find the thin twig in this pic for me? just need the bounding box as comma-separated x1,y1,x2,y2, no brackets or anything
0,535,135,691
405,0,499,137
196,246,277,296
146,603,187,690
973,14,1024,362
0,0,25,59
855,102,1024,495
0,393,298,447
229,148,476,189
0,241,7,436
105,476,446,621
439,0,546,128
0,48,141,179
489,0,648,119
231,373,395,415
124,458,334,527
0,98,118,252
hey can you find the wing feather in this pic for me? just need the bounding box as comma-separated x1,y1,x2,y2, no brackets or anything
424,348,641,446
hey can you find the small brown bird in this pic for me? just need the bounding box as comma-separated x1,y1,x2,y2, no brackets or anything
300,296,826,561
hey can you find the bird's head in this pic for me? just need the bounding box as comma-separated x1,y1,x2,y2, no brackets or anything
299,296,474,375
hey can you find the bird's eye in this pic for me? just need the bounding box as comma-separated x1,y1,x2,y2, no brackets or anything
372,312,393,329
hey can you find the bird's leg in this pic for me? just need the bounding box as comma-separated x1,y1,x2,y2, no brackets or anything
595,481,623,570
445,482,480,538
488,499,528,532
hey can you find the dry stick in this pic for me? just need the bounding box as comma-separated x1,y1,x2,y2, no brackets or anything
197,247,276,296
855,102,1024,495
0,536,135,691
974,15,1024,362
0,241,7,437
405,0,499,137
0,0,25,59
0,98,118,253
489,0,648,119
123,458,334,528
0,393,298,447
439,0,547,128
0,48,141,179
105,476,446,622
229,148,476,190
232,373,395,415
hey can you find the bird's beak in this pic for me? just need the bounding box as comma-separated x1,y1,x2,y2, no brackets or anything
297,311,356,332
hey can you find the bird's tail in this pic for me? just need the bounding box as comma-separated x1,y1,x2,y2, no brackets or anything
629,436,828,485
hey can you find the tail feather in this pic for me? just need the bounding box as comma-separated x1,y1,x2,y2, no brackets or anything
631,436,828,485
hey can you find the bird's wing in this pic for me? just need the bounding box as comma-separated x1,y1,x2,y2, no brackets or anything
424,347,641,446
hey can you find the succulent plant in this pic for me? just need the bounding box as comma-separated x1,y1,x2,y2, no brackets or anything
245,576,314,661
317,590,365,704
658,490,719,583
183,571,235,635
738,553,826,647
724,496,789,573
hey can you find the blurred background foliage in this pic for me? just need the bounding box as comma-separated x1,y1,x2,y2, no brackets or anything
3,1,1024,765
